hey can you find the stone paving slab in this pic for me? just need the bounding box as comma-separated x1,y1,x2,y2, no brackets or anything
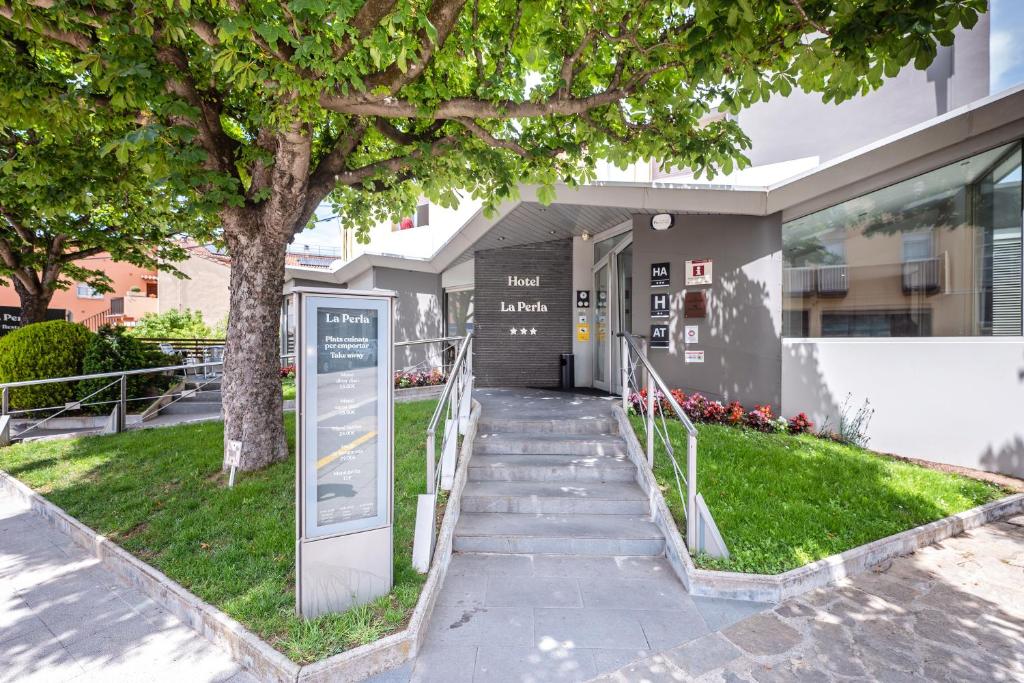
0,493,256,683
595,520,1024,682
373,552,770,682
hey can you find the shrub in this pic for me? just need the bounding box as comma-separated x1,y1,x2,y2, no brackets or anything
819,394,875,447
744,404,775,432
725,401,745,426
76,326,172,412
788,412,814,434
0,321,94,410
128,308,214,339
280,364,296,379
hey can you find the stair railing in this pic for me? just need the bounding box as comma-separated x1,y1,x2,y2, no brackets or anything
618,332,729,559
411,332,474,572
0,354,294,442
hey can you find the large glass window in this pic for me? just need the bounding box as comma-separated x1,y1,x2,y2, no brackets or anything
444,288,474,337
783,141,1023,337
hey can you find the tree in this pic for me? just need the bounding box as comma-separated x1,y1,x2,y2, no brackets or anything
0,41,206,325
128,308,215,339
0,0,984,471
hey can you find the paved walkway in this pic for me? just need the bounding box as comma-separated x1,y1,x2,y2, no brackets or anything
368,553,769,683
0,494,254,683
596,516,1024,682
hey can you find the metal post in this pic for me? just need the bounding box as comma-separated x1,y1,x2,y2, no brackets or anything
620,337,629,412
2,387,7,416
425,430,436,494
686,432,698,550
645,370,655,467
118,374,127,433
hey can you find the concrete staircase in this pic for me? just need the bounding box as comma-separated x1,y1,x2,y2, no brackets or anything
160,377,223,416
454,410,665,557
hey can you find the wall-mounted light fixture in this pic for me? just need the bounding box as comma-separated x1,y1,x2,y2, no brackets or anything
650,213,674,231
581,231,591,241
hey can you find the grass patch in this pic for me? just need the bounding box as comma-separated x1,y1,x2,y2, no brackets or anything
0,400,437,664
281,377,296,401
630,416,1007,575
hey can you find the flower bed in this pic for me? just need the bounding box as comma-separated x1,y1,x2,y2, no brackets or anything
394,369,445,389
627,389,813,436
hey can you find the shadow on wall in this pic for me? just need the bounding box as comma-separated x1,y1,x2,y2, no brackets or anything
781,341,842,432
980,437,1024,480
394,289,442,372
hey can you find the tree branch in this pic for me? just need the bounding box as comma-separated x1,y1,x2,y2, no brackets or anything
456,118,527,156
0,4,94,51
332,0,400,60
789,0,831,36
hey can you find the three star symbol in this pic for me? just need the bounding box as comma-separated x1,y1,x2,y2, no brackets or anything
509,326,538,335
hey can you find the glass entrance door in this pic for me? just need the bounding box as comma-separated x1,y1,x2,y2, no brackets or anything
591,234,633,393
593,263,610,390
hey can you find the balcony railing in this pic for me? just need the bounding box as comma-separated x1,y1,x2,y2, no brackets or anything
816,264,849,296
901,255,945,294
783,267,816,296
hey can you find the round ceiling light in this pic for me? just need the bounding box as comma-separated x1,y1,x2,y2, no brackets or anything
650,213,674,231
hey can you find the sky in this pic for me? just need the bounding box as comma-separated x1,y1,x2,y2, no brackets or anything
991,0,1024,93
294,4,1024,252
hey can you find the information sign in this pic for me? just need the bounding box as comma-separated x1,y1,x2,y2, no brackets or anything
684,325,699,344
576,290,591,308
685,350,705,363
293,288,394,619
685,259,713,286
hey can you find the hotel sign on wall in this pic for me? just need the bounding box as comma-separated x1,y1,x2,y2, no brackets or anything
650,292,670,318
650,262,670,288
685,259,713,286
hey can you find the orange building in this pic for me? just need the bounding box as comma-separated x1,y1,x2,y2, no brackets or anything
0,253,158,332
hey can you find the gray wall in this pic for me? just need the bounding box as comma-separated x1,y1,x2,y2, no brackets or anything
631,213,784,408
782,339,1024,478
738,18,990,167
474,240,573,387
372,267,444,371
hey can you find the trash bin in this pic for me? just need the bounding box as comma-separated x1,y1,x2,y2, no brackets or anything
560,353,575,390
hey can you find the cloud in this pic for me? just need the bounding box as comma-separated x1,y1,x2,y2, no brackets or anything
991,0,1024,92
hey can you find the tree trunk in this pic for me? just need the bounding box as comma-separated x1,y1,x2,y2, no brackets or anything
12,278,53,326
221,214,291,471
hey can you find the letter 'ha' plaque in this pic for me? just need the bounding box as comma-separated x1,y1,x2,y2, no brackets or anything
290,286,395,619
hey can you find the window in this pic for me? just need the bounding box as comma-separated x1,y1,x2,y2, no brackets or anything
444,289,474,337
76,283,104,299
394,203,430,231
783,141,1023,337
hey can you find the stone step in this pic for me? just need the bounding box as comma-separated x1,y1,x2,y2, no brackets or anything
474,433,627,456
179,389,222,402
160,401,222,416
183,378,222,390
477,417,618,436
461,481,649,515
453,512,665,556
468,454,636,482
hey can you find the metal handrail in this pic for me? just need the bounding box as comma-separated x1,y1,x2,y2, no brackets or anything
394,336,464,347
425,332,473,493
0,360,226,390
618,332,698,548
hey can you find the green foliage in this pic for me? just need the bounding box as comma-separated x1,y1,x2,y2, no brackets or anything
128,309,216,339
76,326,173,412
0,321,93,410
0,44,214,317
631,416,1005,574
0,401,438,663
0,0,986,239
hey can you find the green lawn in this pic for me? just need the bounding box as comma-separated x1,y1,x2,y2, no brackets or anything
631,416,1007,575
0,400,437,664
281,377,296,400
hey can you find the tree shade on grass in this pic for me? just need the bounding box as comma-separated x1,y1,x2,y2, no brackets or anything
0,400,437,664
630,416,1006,575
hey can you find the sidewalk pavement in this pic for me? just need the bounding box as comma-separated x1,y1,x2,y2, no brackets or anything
594,516,1024,682
0,493,255,683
